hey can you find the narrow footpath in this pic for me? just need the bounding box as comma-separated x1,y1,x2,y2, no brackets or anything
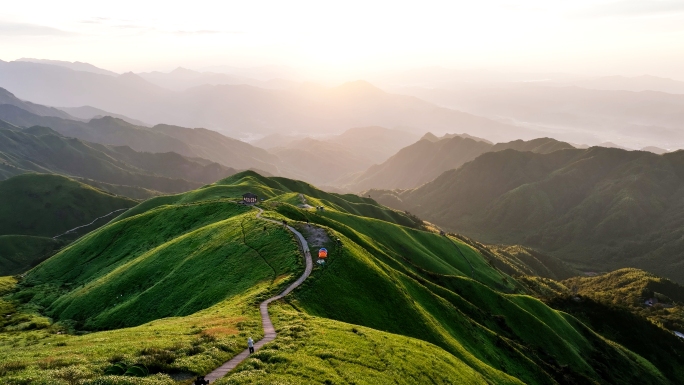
52,208,130,239
205,207,313,383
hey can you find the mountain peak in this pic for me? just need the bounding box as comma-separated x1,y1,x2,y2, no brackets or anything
170,67,200,77
420,132,439,142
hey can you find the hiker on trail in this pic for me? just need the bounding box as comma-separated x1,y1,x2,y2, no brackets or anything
248,337,254,354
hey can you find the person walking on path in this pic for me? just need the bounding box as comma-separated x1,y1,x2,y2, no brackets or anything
248,337,254,354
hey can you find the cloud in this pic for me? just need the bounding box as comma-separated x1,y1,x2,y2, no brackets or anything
574,0,684,18
0,21,74,36
114,24,149,30
172,30,242,35
80,17,111,24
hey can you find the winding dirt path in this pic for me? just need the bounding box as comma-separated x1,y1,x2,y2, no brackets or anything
205,207,313,382
52,208,130,239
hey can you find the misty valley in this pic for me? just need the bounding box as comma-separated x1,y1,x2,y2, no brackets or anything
3,4,684,383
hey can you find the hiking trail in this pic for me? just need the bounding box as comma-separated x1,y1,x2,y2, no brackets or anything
52,208,130,239
205,206,313,382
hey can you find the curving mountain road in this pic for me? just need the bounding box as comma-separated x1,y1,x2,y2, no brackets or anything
205,207,313,382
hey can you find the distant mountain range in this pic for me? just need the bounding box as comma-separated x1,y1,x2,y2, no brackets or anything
58,105,150,126
0,86,449,189
373,146,684,283
137,67,294,91
348,135,574,191
0,60,538,142
398,83,684,149
258,126,420,185
0,87,280,174
0,122,241,195
17,58,119,77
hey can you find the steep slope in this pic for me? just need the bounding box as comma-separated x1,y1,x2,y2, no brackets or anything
0,104,196,157
0,235,66,276
0,87,280,174
558,269,684,351
519,268,684,384
564,268,684,313
10,171,678,384
350,136,573,191
146,124,279,173
0,173,136,238
0,87,73,119
0,124,241,194
376,146,684,283
0,173,137,274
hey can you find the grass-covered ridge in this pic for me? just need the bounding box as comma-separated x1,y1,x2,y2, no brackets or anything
0,173,136,238
25,201,301,330
373,146,684,284
0,173,137,275
2,171,682,384
273,203,670,384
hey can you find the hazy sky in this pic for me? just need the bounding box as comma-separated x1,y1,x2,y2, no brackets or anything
3,0,684,80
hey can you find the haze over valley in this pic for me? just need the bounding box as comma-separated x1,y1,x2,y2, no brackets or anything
3,1,684,384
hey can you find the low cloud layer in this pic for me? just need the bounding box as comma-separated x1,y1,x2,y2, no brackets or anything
575,0,684,18
0,21,73,36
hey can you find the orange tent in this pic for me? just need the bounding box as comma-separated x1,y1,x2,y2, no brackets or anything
318,248,328,259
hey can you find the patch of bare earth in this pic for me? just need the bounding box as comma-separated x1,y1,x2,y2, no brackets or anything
301,224,330,248
298,193,313,209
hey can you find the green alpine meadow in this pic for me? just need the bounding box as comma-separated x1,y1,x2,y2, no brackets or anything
1,171,683,384
4,5,684,383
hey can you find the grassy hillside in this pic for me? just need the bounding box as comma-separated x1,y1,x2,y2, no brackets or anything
215,303,499,385
563,269,684,331
518,269,684,384
350,136,573,191
73,177,161,200
273,203,672,384
0,173,136,275
117,171,419,229
450,235,579,281
2,171,682,384
0,174,136,238
25,201,300,330
0,235,66,276
376,146,684,283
